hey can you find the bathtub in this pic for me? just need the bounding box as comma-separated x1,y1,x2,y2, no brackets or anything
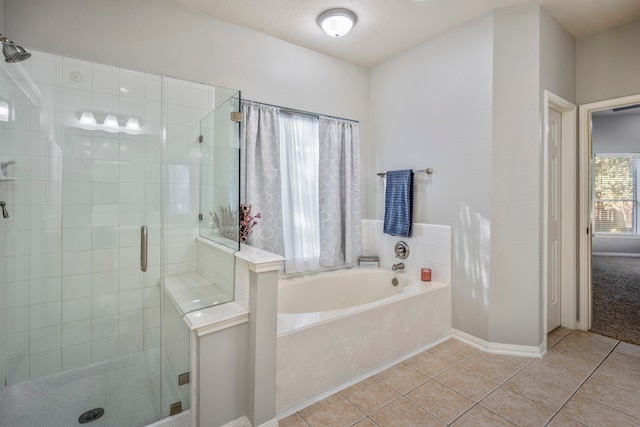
276,267,451,415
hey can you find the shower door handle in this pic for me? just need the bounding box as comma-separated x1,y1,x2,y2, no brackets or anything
140,225,148,272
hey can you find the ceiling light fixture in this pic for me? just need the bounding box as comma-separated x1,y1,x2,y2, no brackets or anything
317,8,357,38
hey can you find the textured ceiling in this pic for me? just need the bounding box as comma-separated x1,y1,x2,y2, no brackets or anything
177,0,640,67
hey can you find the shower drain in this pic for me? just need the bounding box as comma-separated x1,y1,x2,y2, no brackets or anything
78,408,104,424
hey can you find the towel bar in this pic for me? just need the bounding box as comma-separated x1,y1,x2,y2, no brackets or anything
377,168,433,177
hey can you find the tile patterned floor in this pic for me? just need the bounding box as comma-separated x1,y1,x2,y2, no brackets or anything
279,328,640,426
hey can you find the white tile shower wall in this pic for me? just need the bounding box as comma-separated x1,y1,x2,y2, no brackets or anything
195,239,235,303
1,51,167,383
362,220,451,283
164,77,216,279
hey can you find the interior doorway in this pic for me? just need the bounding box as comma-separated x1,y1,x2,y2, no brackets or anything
579,93,640,341
543,91,578,339
579,93,640,343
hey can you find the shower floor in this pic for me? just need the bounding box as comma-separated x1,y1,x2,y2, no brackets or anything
0,349,164,427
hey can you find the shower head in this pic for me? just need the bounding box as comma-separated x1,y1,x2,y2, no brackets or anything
0,34,31,63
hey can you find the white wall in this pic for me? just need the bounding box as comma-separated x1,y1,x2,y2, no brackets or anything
489,6,542,347
369,6,576,347
577,20,640,105
2,0,368,136
540,8,577,104
368,14,494,341
592,114,640,152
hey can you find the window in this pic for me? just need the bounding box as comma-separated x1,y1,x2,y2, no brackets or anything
594,154,640,234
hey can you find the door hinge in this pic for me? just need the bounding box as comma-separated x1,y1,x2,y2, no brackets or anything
169,402,182,416
198,135,203,143
178,372,190,386
586,227,589,235
199,213,203,221
230,111,243,123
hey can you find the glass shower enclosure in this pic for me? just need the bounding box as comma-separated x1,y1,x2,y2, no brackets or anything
0,48,240,426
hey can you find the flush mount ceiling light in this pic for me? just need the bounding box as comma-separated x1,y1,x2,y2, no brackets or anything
317,8,357,38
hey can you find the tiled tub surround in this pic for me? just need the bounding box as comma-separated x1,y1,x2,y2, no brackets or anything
362,220,451,283
276,227,453,416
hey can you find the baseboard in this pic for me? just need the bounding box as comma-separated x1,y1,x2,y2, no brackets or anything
256,419,279,427
452,328,544,357
221,416,251,427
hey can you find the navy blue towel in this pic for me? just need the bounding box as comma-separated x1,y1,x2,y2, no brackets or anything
383,169,414,237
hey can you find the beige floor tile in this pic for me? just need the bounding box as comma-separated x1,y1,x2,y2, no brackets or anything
553,332,618,361
403,350,455,377
524,359,587,390
503,371,572,410
375,363,429,394
406,380,474,423
299,393,365,427
560,394,640,427
489,353,535,369
279,413,310,427
370,397,444,427
340,377,401,415
435,365,499,402
614,341,640,359
546,414,587,426
603,351,640,376
481,387,555,427
591,362,640,395
577,378,640,419
542,348,601,375
428,339,479,363
547,327,572,348
450,405,516,426
458,353,519,383
352,418,378,427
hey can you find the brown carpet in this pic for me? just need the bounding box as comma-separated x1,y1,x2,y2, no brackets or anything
591,255,640,345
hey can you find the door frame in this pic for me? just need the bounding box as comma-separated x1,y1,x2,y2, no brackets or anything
543,91,577,342
578,92,640,331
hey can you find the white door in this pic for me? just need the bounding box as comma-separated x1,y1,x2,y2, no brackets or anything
547,108,562,332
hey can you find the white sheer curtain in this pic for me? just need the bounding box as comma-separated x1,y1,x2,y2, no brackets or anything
241,100,284,255
319,117,362,266
279,113,320,272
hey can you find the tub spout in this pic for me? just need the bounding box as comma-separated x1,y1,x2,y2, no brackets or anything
392,262,404,272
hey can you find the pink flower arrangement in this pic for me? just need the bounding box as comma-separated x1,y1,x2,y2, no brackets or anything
239,203,261,243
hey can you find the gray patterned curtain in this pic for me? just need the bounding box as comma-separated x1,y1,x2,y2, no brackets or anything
242,100,362,269
241,100,284,255
318,117,362,266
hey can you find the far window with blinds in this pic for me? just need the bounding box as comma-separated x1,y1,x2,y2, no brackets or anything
594,154,640,234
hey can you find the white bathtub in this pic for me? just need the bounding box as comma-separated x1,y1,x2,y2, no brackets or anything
276,267,451,415
279,268,409,313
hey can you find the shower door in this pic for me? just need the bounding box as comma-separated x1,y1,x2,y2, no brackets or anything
0,50,164,426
